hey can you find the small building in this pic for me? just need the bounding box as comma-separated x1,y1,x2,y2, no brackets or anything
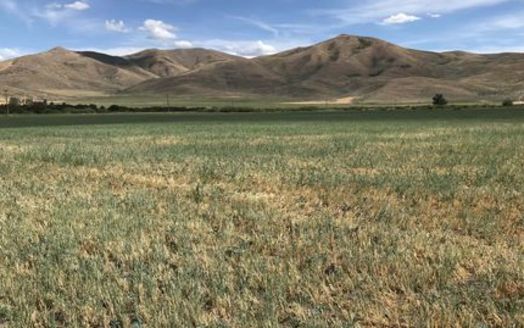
513,96,524,106
0,95,47,106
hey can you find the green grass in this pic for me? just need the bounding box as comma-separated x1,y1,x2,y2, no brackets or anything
0,109,523,327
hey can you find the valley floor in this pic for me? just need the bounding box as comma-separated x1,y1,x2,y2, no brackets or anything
0,110,523,327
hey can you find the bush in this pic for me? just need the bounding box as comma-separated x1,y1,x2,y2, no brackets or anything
502,99,514,107
433,94,448,106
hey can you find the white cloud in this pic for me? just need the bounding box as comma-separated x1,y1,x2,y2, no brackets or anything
317,0,513,25
174,40,193,48
427,13,442,18
0,48,21,61
140,19,177,40
63,1,90,11
248,40,278,56
105,19,129,33
0,0,93,27
468,45,524,53
45,1,90,11
32,1,91,26
198,40,277,57
382,13,421,24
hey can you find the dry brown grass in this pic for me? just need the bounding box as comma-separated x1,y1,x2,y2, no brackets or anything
0,111,523,327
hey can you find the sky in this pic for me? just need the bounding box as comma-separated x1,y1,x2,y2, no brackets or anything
1,0,524,60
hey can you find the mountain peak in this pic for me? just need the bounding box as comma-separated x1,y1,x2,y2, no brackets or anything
328,34,384,44
334,34,356,39
48,47,71,54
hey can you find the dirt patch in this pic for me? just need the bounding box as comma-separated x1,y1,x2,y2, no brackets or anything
44,89,109,98
283,96,356,106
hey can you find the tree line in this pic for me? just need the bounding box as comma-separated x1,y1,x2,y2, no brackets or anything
0,95,521,115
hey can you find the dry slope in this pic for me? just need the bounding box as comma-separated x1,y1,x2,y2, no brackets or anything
0,48,240,98
128,35,524,102
0,48,153,98
2,35,524,102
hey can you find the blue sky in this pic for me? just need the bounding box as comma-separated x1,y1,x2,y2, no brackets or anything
1,0,524,60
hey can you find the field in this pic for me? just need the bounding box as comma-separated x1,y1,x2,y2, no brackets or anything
0,109,523,327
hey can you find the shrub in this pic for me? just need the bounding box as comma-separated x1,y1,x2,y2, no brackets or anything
502,99,514,107
433,94,448,106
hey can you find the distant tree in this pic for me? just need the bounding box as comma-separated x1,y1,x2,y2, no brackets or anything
32,101,48,113
432,94,448,106
502,98,514,107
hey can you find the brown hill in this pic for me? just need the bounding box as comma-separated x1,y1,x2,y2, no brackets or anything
0,47,240,98
0,47,155,98
124,48,242,78
2,35,524,102
128,35,524,102
125,56,289,97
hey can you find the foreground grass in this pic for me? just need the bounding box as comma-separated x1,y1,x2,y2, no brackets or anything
0,110,523,327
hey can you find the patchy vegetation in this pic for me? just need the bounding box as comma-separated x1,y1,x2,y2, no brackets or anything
503,98,514,107
2,101,524,115
433,93,448,106
0,110,523,327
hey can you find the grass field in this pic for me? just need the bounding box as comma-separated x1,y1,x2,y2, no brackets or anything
0,109,523,327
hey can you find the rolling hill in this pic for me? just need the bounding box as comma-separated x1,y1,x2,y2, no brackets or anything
0,47,241,99
0,47,154,98
125,48,241,78
1,35,524,103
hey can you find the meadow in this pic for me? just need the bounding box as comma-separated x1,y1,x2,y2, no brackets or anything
0,109,523,327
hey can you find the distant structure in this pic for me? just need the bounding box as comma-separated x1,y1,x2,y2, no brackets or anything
0,93,47,106
514,95,524,105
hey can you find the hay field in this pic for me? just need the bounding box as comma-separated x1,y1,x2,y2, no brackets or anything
0,110,523,327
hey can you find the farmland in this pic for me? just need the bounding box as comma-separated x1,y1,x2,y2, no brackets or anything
0,109,523,327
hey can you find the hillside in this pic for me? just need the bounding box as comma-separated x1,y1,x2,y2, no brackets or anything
0,48,154,98
128,35,524,102
1,35,524,102
125,56,289,97
0,47,240,98
125,48,241,78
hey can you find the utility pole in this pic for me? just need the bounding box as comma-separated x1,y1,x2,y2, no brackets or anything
166,94,171,112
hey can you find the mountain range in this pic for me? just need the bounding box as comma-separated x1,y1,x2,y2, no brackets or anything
2,34,524,103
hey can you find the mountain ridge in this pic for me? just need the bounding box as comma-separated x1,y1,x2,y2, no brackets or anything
2,35,524,103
